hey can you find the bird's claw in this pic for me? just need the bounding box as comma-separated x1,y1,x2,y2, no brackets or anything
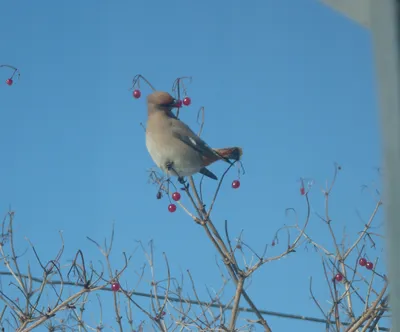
165,161,186,184
178,177,186,185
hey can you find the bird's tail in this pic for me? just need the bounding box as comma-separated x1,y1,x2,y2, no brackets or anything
213,147,243,161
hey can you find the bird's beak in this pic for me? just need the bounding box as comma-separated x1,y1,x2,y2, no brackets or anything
161,99,179,108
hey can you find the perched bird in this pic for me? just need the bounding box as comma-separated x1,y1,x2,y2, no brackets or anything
145,91,243,180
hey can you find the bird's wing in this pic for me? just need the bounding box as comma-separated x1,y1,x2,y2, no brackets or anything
170,120,217,159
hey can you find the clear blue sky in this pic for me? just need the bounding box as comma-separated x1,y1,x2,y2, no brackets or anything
0,1,385,331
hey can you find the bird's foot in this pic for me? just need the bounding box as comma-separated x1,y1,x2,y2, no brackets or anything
165,161,186,185
165,161,174,171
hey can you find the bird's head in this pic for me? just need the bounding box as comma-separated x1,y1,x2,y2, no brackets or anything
147,91,179,112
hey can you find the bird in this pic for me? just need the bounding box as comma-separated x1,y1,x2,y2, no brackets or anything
145,91,243,181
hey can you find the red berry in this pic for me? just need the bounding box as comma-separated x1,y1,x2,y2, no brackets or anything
334,273,343,282
5,78,13,86
111,282,120,292
168,204,177,213
172,192,181,201
133,89,141,99
271,241,276,247
183,97,191,106
175,100,183,108
366,261,374,270
359,258,367,267
232,180,240,189
300,187,305,195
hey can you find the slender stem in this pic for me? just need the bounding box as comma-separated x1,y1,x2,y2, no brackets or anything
229,277,244,330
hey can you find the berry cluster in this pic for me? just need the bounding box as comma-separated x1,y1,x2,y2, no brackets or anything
155,191,181,213
358,257,374,270
334,257,374,283
167,191,181,213
161,179,241,213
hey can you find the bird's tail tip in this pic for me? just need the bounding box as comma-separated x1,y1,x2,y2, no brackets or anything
214,147,243,161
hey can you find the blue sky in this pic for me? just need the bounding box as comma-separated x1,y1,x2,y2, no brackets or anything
0,0,386,331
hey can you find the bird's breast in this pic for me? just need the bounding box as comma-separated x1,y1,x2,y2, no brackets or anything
145,128,203,177
146,131,165,168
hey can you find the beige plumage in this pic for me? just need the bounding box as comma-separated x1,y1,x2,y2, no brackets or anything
145,91,242,180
